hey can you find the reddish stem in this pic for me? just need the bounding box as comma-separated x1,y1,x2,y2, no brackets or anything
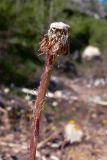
29,54,56,160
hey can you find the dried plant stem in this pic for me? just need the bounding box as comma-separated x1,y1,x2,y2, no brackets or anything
29,54,56,160
29,22,70,160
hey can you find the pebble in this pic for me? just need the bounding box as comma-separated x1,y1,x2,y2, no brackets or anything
94,78,105,87
52,101,58,107
54,91,62,98
4,88,10,93
64,120,83,144
50,155,59,160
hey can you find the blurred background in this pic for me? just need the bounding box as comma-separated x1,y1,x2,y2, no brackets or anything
0,0,107,159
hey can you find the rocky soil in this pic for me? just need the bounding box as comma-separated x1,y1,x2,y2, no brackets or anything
0,75,107,160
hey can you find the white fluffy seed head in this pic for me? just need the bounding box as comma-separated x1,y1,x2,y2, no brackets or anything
48,22,70,44
49,22,70,30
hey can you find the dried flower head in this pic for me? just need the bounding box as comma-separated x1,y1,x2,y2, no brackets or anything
39,22,70,56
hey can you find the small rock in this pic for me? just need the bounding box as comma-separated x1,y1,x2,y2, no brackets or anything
54,91,62,98
52,101,58,107
82,46,101,61
4,88,10,93
50,142,60,148
94,78,105,87
50,155,59,160
47,92,54,98
64,120,83,144
25,95,31,100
